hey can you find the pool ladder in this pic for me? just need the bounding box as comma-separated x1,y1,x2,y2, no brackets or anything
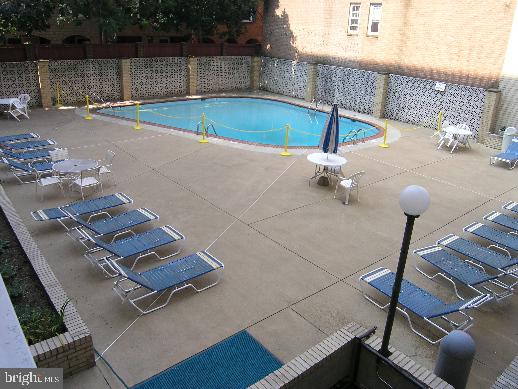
195,122,218,136
342,129,362,144
308,99,321,114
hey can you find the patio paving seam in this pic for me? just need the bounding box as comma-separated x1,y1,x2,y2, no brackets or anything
409,170,494,199
241,281,342,335
247,196,330,226
349,148,453,174
112,144,238,220
288,307,331,336
67,133,167,152
246,222,341,278
246,164,415,226
339,197,505,284
104,144,340,281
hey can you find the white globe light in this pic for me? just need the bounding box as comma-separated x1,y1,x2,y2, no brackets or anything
399,185,430,216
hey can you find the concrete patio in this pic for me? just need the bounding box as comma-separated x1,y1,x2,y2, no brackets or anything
0,97,516,388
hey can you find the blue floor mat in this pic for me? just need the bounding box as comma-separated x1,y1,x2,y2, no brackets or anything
132,331,282,389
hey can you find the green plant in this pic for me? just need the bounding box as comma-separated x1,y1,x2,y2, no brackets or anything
0,239,9,253
7,283,23,299
16,299,70,345
0,261,17,279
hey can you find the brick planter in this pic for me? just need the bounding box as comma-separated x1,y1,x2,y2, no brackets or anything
0,185,94,377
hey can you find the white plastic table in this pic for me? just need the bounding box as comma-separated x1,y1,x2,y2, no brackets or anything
0,98,22,120
438,126,473,153
53,159,98,174
307,152,347,186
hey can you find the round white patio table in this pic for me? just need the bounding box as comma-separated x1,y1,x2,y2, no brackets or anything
439,126,473,153
53,159,98,174
443,126,472,137
307,152,347,186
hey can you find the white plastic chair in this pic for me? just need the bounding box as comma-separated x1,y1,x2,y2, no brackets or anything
35,170,63,200
18,94,30,117
72,166,103,200
432,120,450,141
334,171,365,205
98,150,115,182
455,123,472,148
434,120,451,144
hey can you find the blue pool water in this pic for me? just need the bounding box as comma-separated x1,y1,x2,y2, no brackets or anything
100,98,380,147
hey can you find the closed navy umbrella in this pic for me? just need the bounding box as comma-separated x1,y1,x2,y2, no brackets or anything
319,104,339,156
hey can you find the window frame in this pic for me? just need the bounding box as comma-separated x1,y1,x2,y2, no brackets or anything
367,3,382,36
242,8,257,23
347,3,361,35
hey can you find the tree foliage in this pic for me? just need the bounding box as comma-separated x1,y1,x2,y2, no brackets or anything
0,0,258,42
56,0,137,43
0,0,57,39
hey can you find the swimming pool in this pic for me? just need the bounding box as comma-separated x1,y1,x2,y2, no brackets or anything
99,98,381,147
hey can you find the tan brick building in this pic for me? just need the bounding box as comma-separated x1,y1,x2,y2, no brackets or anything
263,0,516,90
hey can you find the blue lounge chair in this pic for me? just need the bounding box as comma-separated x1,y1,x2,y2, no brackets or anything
1,148,53,161
3,139,56,151
414,246,513,301
464,222,518,254
2,157,53,184
490,138,518,169
0,133,38,143
503,201,518,215
484,211,518,232
31,192,133,230
360,267,491,344
67,208,159,248
83,225,185,277
112,251,223,314
437,234,518,287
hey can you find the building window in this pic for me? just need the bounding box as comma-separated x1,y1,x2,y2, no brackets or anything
242,8,256,23
348,3,361,34
368,3,382,35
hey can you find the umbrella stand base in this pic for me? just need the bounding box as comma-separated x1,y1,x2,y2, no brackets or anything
317,176,330,186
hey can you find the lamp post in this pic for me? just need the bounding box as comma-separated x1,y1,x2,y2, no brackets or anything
379,185,430,357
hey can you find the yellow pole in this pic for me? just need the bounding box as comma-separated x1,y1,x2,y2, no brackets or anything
199,112,209,143
280,124,292,156
55,83,62,107
134,102,142,130
430,111,443,137
84,95,93,120
379,119,389,148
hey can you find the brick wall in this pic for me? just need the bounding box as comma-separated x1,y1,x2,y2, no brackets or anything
263,0,517,89
496,1,518,131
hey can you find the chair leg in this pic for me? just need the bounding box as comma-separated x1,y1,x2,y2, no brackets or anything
344,188,350,205
333,181,340,199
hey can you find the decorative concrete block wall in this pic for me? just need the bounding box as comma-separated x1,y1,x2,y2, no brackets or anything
130,57,187,99
49,59,121,104
0,62,41,106
316,64,377,114
384,74,486,137
260,57,308,99
196,56,251,93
